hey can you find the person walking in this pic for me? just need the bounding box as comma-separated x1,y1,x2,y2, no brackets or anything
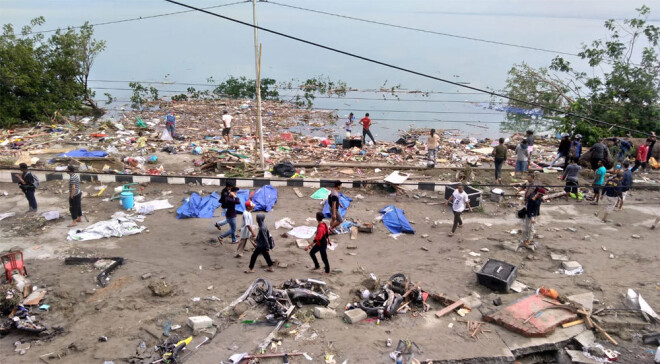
521,187,546,248
427,129,440,167
617,161,633,210
591,160,607,205
514,139,529,178
165,111,176,137
445,184,472,237
645,132,656,171
235,201,256,258
328,180,344,234
359,113,376,145
631,139,651,173
560,157,582,201
569,134,583,162
215,187,239,244
245,214,275,273
305,212,331,275
221,110,232,145
588,139,608,170
525,130,535,158
550,134,571,168
67,165,83,227
492,138,507,184
345,112,355,137
599,172,622,223
14,163,38,213
607,138,633,163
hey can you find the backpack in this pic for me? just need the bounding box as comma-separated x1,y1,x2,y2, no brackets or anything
28,171,39,188
569,142,578,158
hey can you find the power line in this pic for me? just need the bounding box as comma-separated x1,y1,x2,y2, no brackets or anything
10,1,248,37
161,0,652,137
266,1,581,57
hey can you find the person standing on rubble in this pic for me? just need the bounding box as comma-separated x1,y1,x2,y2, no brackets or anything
221,110,232,145
518,172,540,201
345,112,355,137
521,187,546,248
560,157,582,201
525,130,535,161
591,159,607,205
215,186,239,244
165,111,176,137
569,134,582,162
427,129,440,167
67,165,83,227
492,137,508,184
305,212,331,275
14,163,38,213
514,139,529,178
359,113,376,145
598,172,622,223
588,139,608,170
329,180,344,234
445,184,472,237
549,134,571,168
631,139,651,173
246,214,275,273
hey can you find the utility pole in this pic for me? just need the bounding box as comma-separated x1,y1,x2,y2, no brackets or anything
252,0,265,170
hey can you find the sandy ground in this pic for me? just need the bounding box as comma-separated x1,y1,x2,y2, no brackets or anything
0,172,658,364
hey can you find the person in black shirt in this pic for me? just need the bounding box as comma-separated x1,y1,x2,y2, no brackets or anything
521,187,546,248
218,180,235,211
14,163,38,213
246,214,275,273
550,134,571,168
215,187,239,244
328,180,344,234
599,172,622,223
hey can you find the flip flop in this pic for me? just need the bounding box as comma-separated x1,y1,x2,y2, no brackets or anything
264,268,274,272
244,270,254,274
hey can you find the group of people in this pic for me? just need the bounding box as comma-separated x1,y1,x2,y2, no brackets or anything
213,180,343,276
14,163,83,227
164,109,233,145
345,112,377,145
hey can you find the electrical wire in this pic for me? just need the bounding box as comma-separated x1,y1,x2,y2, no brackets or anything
10,1,249,37
266,1,581,57
161,0,653,137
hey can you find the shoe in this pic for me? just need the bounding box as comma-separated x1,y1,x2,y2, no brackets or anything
216,236,223,244
214,223,222,231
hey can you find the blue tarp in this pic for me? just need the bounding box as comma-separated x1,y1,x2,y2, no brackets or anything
58,149,108,158
380,205,415,234
323,193,353,219
252,185,278,212
235,189,251,213
176,192,221,219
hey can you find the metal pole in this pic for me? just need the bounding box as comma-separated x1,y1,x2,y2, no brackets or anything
252,0,265,170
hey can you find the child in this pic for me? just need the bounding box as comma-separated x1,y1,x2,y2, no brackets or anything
305,212,331,275
236,201,256,258
136,131,147,156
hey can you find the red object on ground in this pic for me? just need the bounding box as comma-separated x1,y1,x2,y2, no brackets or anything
1,251,28,283
90,133,108,138
321,139,331,147
483,294,578,337
281,133,293,141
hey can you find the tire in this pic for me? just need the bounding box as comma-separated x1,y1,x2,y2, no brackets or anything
286,288,329,306
389,273,408,294
251,278,273,303
359,299,384,316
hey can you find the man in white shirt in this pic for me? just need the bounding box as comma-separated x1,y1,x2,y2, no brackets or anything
444,184,472,237
236,201,256,258
221,110,233,145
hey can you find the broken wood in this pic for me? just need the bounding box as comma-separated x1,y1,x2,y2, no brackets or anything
402,281,422,299
592,320,618,346
561,319,585,328
293,187,303,198
435,299,464,318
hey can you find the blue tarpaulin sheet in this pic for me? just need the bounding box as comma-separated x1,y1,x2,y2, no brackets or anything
323,193,352,219
58,149,108,158
252,185,278,212
176,192,220,219
380,205,414,234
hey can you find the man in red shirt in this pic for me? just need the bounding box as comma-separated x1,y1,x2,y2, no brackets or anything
305,212,330,275
359,113,376,145
631,139,651,173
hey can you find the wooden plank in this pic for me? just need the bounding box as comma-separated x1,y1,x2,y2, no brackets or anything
561,319,585,328
293,188,303,198
435,299,464,318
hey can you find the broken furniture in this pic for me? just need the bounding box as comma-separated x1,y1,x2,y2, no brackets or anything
1,251,28,284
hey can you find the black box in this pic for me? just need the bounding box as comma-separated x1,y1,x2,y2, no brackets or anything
343,139,363,149
477,259,518,292
444,184,482,208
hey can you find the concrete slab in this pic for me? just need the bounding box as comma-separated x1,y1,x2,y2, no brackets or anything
496,322,586,357
566,292,594,312
565,349,600,363
574,330,596,348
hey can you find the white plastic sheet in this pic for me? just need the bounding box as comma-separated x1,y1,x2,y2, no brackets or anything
67,212,145,241
287,226,317,239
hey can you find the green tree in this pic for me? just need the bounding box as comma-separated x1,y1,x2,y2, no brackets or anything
0,17,106,126
500,6,660,145
212,76,279,100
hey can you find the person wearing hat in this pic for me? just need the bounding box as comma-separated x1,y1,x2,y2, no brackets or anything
14,163,38,213
521,187,546,248
550,134,571,168
221,110,232,145
235,200,256,258
67,165,83,227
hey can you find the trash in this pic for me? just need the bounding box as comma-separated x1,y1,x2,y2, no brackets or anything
176,192,220,219
287,226,317,239
0,212,16,221
383,171,410,184
64,257,125,287
133,199,173,213
67,212,146,241
310,188,331,200
477,259,518,292
41,211,60,220
187,316,213,331
275,218,296,230
625,288,659,320
343,308,367,324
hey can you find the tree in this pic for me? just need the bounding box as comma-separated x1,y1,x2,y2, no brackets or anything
500,6,660,145
0,18,106,126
